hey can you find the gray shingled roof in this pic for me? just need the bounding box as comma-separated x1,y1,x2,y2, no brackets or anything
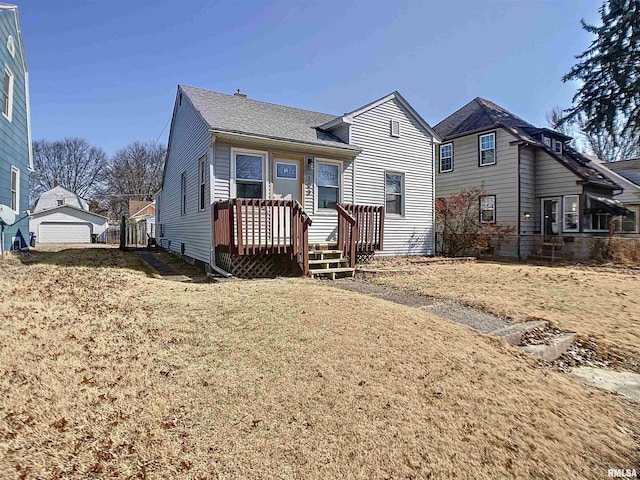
180,85,359,152
434,97,620,190
606,158,640,186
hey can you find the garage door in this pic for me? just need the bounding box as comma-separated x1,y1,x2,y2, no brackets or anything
39,222,91,243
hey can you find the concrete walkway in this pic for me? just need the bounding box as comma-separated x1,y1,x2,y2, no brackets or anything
134,250,192,282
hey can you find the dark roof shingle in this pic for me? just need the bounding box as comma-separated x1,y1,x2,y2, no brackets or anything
180,85,358,151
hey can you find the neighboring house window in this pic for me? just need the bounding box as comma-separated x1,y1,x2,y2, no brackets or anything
613,208,638,233
562,195,579,232
543,136,551,147
10,166,19,211
235,152,264,199
317,161,340,210
440,143,453,172
56,199,64,206
554,140,563,154
198,156,206,210
480,195,495,223
479,133,495,166
180,171,187,215
385,172,404,215
2,65,14,121
390,119,400,137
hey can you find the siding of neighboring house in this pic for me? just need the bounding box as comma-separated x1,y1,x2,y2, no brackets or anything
0,6,30,252
436,127,520,228
350,97,435,255
519,146,535,235
158,95,211,263
533,149,583,234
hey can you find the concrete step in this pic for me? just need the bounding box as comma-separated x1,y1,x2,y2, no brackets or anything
490,320,548,346
520,333,577,362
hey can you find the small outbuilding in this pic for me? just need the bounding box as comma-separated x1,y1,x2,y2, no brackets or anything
29,185,108,243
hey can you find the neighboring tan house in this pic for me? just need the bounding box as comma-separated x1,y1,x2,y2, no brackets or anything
592,158,640,235
30,185,108,243
129,200,156,237
433,97,628,259
156,85,440,277
0,3,32,254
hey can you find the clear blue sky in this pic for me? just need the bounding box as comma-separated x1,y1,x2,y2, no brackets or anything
17,0,602,155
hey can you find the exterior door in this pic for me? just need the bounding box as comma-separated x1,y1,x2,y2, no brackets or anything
272,158,302,243
272,158,301,202
542,199,560,236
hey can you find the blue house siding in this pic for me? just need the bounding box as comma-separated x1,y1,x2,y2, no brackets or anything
0,5,31,252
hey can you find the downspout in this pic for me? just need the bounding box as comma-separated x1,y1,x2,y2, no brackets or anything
207,135,232,278
431,141,436,256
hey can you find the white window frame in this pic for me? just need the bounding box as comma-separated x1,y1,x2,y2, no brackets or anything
7,36,15,58
230,148,268,199
543,136,551,147
562,195,579,232
180,171,187,216
554,139,563,154
198,156,206,211
440,143,453,173
10,166,19,212
613,206,639,233
314,158,342,214
385,171,404,216
480,195,496,223
478,133,496,166
390,119,400,137
583,196,611,232
275,161,298,180
2,65,14,122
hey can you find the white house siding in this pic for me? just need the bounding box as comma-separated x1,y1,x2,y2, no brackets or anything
350,97,435,256
30,207,107,243
158,96,211,263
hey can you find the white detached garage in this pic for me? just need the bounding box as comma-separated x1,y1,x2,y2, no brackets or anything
29,186,108,244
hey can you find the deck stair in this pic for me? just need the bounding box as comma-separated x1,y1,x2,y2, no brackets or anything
308,249,355,279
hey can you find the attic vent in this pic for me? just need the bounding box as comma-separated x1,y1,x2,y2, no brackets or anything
390,119,400,137
7,35,15,58
234,89,247,99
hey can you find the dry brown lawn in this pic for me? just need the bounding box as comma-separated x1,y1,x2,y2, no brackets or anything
370,259,640,369
0,248,638,479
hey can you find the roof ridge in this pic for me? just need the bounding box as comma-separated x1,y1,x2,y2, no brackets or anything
179,84,338,122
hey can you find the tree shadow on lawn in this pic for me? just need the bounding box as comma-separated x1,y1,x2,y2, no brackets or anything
15,246,158,278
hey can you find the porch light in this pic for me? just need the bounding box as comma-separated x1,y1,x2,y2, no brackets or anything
523,212,531,220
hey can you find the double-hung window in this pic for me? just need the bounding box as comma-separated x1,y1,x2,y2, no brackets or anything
198,156,206,210
10,166,18,211
180,171,187,215
317,161,340,210
2,65,13,121
235,153,264,199
440,143,453,172
479,133,495,166
385,172,404,215
480,195,495,223
562,195,579,232
554,140,563,154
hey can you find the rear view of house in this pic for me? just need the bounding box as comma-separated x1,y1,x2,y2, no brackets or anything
434,97,629,259
157,85,439,277
0,3,31,254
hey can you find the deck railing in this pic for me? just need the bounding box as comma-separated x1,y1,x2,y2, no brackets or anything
213,199,312,274
337,203,385,267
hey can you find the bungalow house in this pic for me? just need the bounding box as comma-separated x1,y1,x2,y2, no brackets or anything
591,158,640,235
29,185,108,243
0,3,32,254
433,97,628,259
156,85,440,277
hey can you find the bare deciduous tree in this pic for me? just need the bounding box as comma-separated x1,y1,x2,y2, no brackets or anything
30,138,108,205
101,141,166,218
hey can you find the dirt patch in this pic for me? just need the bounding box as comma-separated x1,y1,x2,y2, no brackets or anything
0,249,638,478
